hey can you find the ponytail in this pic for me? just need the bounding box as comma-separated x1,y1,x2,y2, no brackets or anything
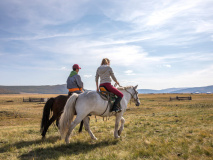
101,58,110,65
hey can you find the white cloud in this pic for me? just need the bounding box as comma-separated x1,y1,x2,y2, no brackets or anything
60,67,68,70
195,20,213,33
100,0,206,24
93,46,147,66
36,38,148,67
124,70,136,75
0,0,91,34
145,0,204,26
164,64,171,68
120,79,138,87
99,0,213,42
3,30,91,41
84,75,92,78
167,65,213,88
134,64,213,89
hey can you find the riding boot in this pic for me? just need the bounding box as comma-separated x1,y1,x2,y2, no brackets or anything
111,96,122,113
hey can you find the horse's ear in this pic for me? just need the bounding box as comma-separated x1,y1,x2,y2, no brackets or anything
134,85,138,89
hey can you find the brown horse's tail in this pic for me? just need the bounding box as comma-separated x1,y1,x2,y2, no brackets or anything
40,98,55,134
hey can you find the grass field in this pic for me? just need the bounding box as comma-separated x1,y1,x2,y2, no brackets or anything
0,93,213,160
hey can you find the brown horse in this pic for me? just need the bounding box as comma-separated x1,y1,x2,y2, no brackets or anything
40,95,83,139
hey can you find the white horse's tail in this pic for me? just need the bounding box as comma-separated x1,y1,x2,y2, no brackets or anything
59,93,79,139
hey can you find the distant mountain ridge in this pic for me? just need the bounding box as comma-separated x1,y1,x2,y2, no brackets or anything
0,85,67,94
0,84,213,94
138,85,213,94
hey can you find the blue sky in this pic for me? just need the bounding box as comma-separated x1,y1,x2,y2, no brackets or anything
0,0,213,90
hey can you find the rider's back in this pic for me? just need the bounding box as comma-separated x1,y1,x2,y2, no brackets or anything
95,65,117,84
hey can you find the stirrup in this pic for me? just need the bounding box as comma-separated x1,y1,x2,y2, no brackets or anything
116,108,122,113
111,107,122,113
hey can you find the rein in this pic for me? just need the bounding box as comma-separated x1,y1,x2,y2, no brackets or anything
124,87,139,103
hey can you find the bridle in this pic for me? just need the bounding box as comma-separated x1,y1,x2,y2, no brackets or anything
114,83,139,104
124,87,139,103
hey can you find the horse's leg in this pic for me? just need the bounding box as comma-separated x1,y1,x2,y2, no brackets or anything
118,116,125,136
78,120,84,133
83,116,97,140
114,113,122,139
56,118,60,128
65,115,85,144
41,116,56,139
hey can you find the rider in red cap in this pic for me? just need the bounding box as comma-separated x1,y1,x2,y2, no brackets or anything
67,64,83,97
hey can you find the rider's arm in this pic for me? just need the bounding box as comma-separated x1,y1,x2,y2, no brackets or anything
96,81,99,92
95,69,99,91
75,75,83,88
109,67,118,84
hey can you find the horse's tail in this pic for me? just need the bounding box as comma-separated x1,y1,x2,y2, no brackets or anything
59,93,79,139
40,98,55,134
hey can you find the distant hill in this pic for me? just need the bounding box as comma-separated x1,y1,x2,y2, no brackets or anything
0,84,213,94
0,85,67,94
138,85,213,94
171,85,213,93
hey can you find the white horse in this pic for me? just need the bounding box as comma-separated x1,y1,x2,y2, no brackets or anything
59,85,140,144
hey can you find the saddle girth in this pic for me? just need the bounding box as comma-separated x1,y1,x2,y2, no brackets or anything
98,86,118,115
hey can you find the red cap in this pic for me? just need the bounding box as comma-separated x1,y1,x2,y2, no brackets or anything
73,64,81,69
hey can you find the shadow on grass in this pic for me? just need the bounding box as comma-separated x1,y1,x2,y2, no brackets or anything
19,140,118,160
0,136,59,153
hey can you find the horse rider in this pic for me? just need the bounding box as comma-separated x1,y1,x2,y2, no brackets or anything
95,58,123,113
67,64,84,97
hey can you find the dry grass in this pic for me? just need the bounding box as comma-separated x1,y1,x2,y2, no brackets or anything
0,93,213,160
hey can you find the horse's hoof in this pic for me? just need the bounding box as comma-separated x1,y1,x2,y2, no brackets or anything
65,137,70,144
92,137,98,140
42,136,45,141
114,136,120,139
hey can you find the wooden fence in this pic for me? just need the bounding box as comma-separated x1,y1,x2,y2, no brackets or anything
23,97,49,102
170,96,192,101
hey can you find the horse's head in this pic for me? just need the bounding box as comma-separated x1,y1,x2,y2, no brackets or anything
118,85,141,106
132,85,140,106
123,85,140,106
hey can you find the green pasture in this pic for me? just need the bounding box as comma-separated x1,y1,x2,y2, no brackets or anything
0,94,213,160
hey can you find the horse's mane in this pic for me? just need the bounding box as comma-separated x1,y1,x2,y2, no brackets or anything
117,86,133,90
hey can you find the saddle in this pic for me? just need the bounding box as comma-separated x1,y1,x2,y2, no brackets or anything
99,86,119,113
